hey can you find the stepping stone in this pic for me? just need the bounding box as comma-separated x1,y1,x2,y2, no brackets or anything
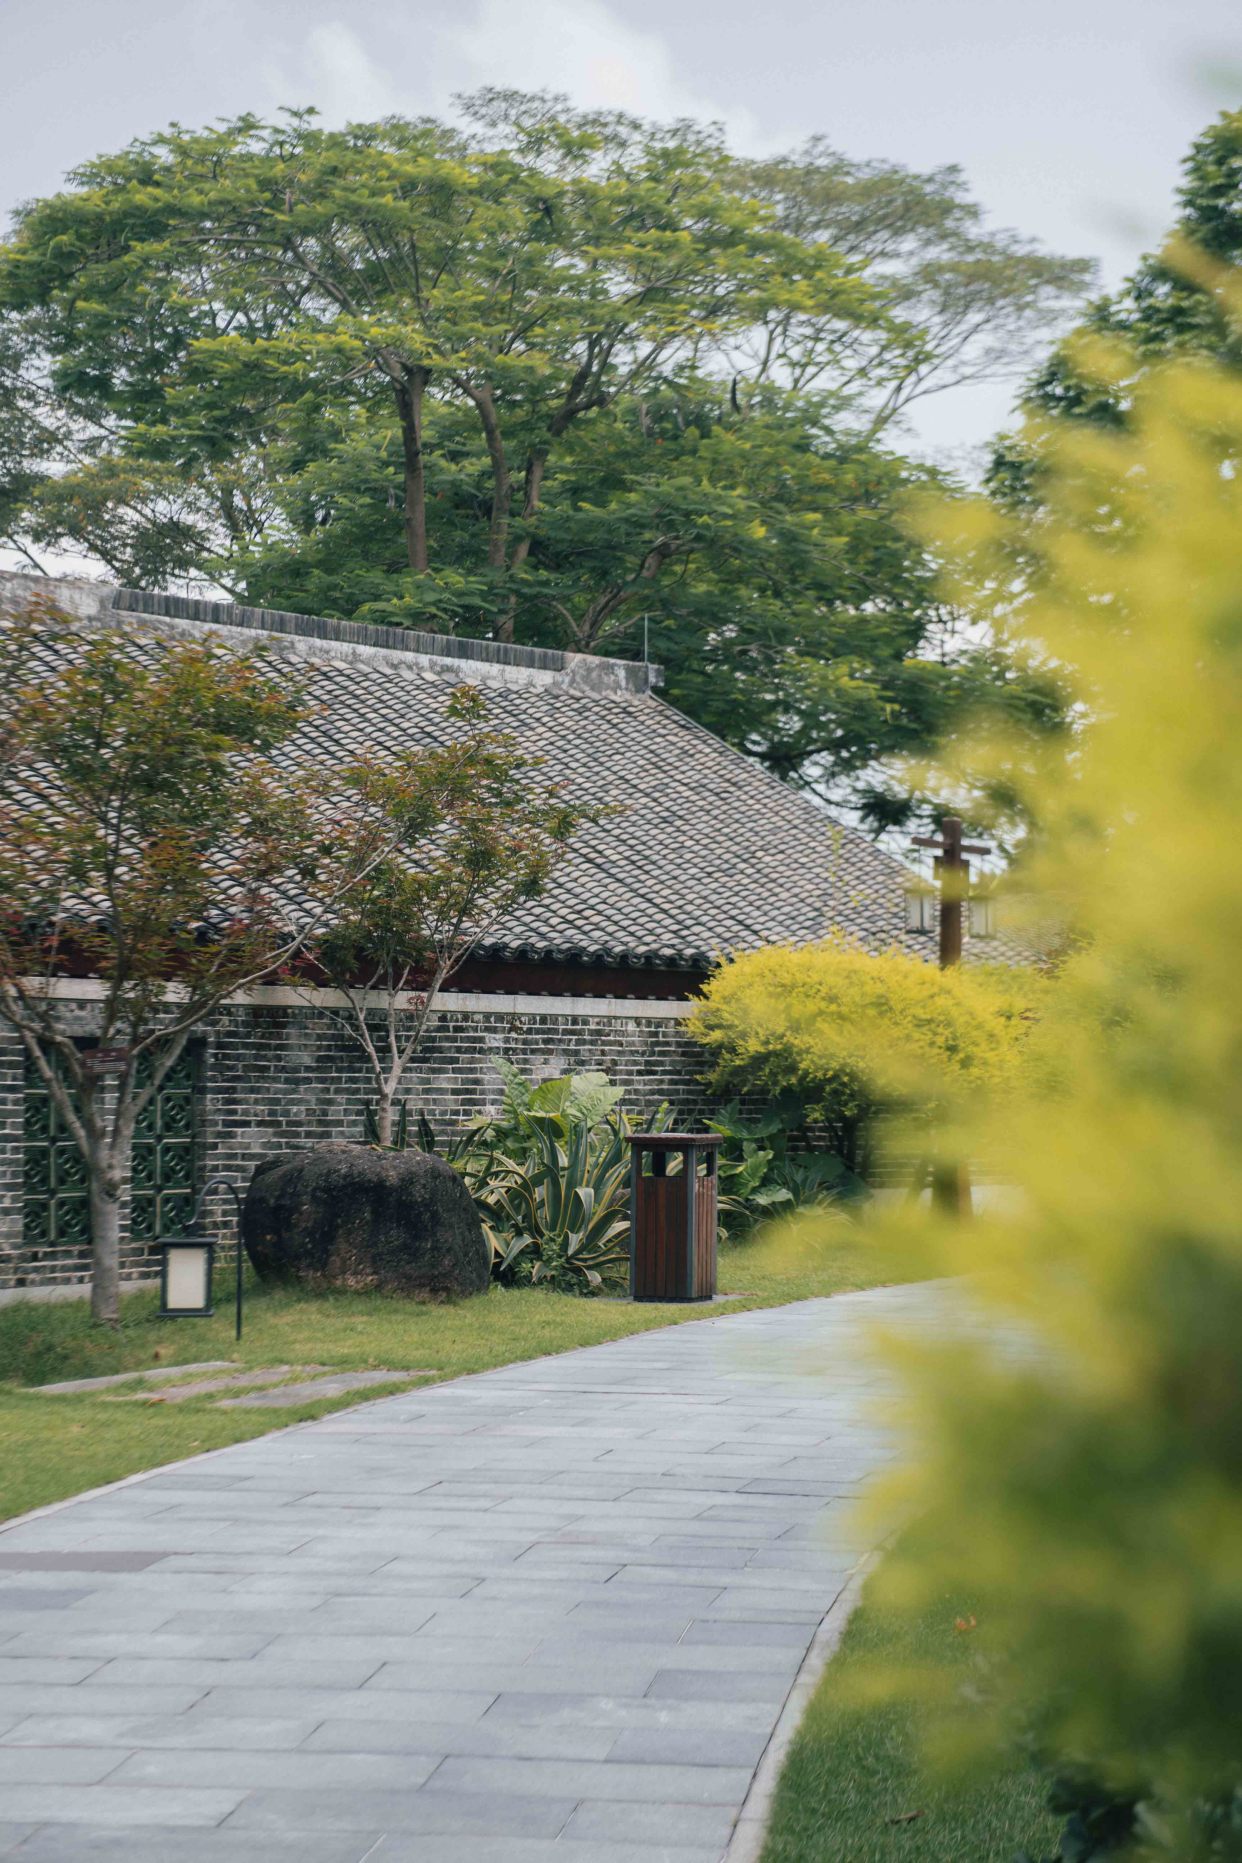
32,1361,235,1395
217,1370,436,1408
107,1366,329,1403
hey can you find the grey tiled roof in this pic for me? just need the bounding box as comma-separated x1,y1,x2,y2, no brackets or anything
1,575,975,971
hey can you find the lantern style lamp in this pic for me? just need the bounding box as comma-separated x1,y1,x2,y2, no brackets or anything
157,1177,247,1338
904,880,937,934
969,891,998,939
157,1235,215,1318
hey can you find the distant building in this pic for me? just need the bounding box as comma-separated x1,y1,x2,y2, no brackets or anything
0,574,980,1293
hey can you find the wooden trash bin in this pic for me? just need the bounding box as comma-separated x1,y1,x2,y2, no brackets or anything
628,1133,721,1302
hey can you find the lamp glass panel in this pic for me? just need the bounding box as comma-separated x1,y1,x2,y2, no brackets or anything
905,888,935,932
970,897,997,938
166,1244,210,1311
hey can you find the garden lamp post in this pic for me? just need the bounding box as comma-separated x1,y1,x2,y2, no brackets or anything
156,1177,246,1342
910,815,992,970
909,816,993,1218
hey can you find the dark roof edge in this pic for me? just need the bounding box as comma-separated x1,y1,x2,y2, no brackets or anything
111,588,659,696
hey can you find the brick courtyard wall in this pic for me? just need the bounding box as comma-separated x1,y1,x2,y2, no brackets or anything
0,985,712,1293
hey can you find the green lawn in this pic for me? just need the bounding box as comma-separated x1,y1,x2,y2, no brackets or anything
0,1224,895,1522
761,1567,1060,1863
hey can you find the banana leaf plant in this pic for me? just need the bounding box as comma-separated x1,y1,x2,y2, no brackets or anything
707,1096,868,1232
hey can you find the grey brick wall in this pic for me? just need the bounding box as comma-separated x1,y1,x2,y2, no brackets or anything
0,989,712,1293
0,1023,23,1278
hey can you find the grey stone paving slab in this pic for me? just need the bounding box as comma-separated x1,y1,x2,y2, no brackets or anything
108,1746,444,1788
0,1746,125,1783
1,1713,323,1751
224,1781,579,1835
12,1830,380,1863
608,1726,771,1768
31,1362,234,1395
302,1715,622,1761
0,1551,166,1573
370,1843,724,1863
430,1753,754,1804
481,1692,774,1733
0,1783,246,1826
108,1365,325,1401
564,1800,737,1849
0,1283,945,1862
0,1588,90,1613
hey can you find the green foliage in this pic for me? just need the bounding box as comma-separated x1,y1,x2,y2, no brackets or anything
0,93,1084,828
858,315,1242,1832
363,1101,413,1151
991,108,1242,505
1015,1774,1142,1862
472,1112,633,1294
449,1061,669,1294
705,1095,869,1232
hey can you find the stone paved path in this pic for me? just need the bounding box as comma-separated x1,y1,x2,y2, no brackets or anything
0,1283,939,1863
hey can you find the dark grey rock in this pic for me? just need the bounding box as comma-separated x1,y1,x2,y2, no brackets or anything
242,1143,489,1300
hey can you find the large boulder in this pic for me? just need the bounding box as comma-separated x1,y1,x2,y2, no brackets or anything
243,1142,490,1299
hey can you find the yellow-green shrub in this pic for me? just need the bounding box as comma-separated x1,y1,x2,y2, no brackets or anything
863,307,1242,1834
689,940,1034,1160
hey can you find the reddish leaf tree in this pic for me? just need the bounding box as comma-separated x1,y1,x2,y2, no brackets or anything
0,598,373,1322
308,685,602,1148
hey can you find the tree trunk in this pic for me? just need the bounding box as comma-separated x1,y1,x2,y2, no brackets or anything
460,384,512,620
88,1165,123,1326
373,1089,395,1149
507,452,547,576
394,371,430,576
931,1159,973,1219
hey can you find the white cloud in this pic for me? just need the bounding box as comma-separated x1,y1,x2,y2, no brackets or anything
449,0,762,144
272,20,409,123
263,3,765,149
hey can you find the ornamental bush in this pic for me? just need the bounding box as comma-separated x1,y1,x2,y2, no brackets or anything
688,941,1036,1173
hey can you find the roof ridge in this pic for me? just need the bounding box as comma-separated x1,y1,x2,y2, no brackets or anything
111,588,658,696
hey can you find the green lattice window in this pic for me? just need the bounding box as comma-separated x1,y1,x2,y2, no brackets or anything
130,1048,201,1241
23,1053,90,1254
23,1046,202,1256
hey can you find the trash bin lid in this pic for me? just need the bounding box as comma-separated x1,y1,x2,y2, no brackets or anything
627,1133,723,1146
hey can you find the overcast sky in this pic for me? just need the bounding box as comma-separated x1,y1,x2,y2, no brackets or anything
1,0,1238,469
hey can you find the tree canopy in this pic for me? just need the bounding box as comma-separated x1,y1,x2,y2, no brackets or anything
988,106,1242,502
0,91,1089,827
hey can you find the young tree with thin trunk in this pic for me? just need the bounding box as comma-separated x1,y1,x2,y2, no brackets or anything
0,598,376,1323
306,686,598,1148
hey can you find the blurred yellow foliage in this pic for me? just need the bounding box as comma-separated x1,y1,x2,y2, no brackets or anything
863,321,1242,1817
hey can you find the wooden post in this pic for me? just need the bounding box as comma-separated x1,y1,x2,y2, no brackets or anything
910,815,992,1217
937,815,965,971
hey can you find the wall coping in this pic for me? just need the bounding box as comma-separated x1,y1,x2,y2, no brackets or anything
17,978,694,1022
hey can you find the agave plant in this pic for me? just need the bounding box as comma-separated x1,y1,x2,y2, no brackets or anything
444,1062,672,1293
477,1112,634,1292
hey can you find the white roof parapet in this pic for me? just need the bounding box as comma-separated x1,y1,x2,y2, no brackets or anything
0,572,661,697
0,570,115,623
113,588,661,697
